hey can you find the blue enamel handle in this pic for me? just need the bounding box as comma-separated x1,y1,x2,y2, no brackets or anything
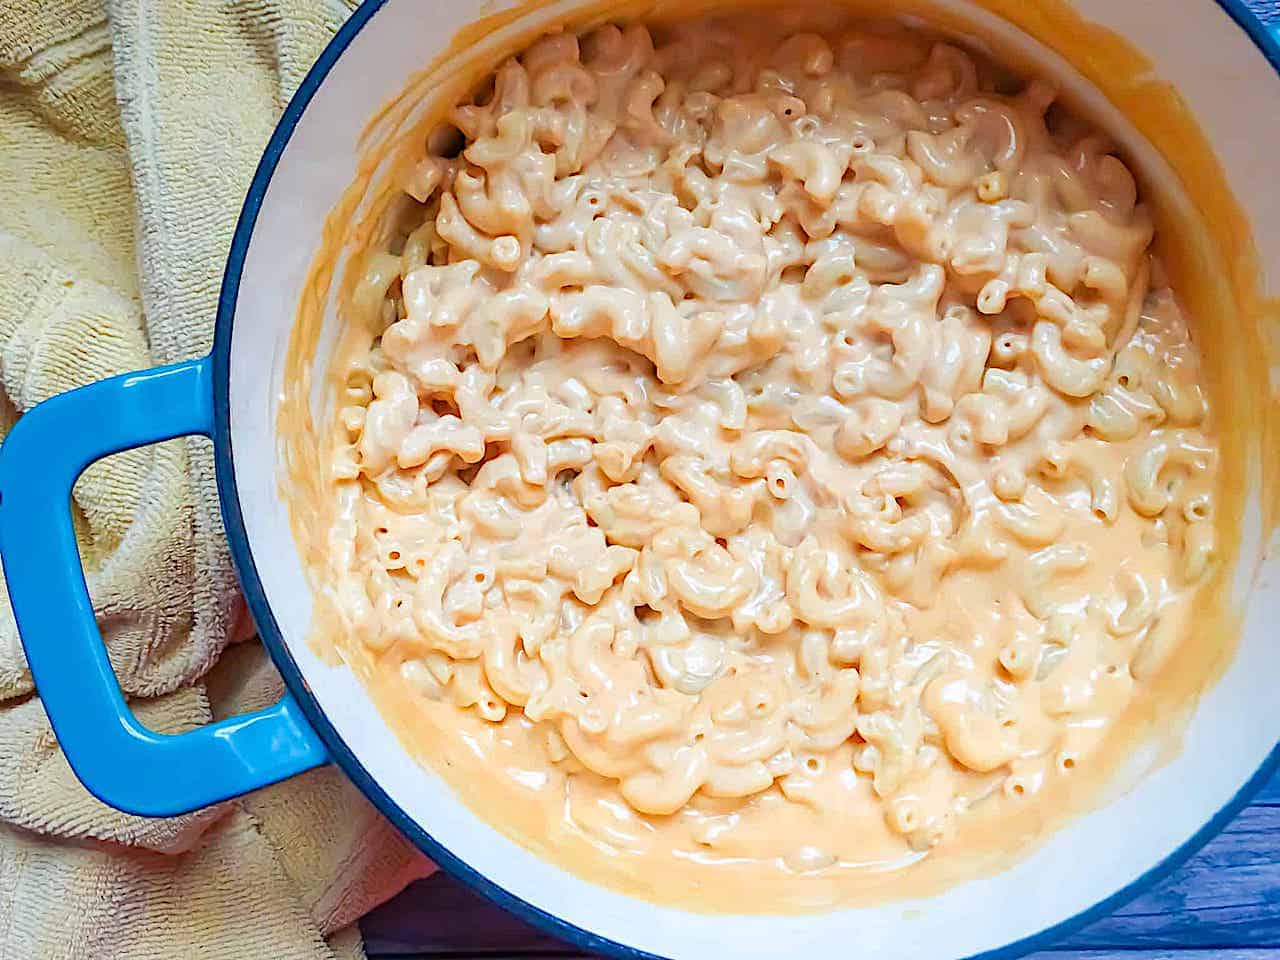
0,356,327,816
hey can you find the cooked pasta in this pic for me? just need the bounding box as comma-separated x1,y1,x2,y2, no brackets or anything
312,11,1219,905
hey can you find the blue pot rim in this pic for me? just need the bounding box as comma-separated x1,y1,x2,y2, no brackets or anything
211,3,1280,958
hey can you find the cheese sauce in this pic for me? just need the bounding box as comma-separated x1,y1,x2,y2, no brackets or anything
279,3,1269,912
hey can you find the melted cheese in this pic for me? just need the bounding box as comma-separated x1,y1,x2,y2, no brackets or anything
278,2,1272,913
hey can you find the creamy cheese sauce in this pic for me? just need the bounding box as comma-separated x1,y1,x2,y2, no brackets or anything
287,8,1242,911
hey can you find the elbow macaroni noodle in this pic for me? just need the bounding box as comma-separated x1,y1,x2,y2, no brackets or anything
315,12,1220,904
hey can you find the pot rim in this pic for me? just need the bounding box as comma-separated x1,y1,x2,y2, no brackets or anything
209,3,1280,958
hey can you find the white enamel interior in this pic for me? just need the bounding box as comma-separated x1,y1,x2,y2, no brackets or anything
227,2,1280,958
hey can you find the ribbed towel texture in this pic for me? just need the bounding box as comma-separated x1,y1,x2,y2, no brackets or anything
0,2,432,957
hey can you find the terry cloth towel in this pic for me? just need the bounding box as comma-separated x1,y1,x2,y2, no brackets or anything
0,2,432,958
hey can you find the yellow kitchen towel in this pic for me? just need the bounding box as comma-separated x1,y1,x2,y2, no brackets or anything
0,1,432,957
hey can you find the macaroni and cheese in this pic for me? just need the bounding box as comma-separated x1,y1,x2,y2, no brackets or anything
310,11,1220,907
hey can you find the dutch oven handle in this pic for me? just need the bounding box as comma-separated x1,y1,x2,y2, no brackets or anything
0,356,327,816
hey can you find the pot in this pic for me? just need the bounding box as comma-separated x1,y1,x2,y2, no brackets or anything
1,2,1277,958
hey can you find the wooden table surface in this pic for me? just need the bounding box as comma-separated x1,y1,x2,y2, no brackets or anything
361,3,1279,957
